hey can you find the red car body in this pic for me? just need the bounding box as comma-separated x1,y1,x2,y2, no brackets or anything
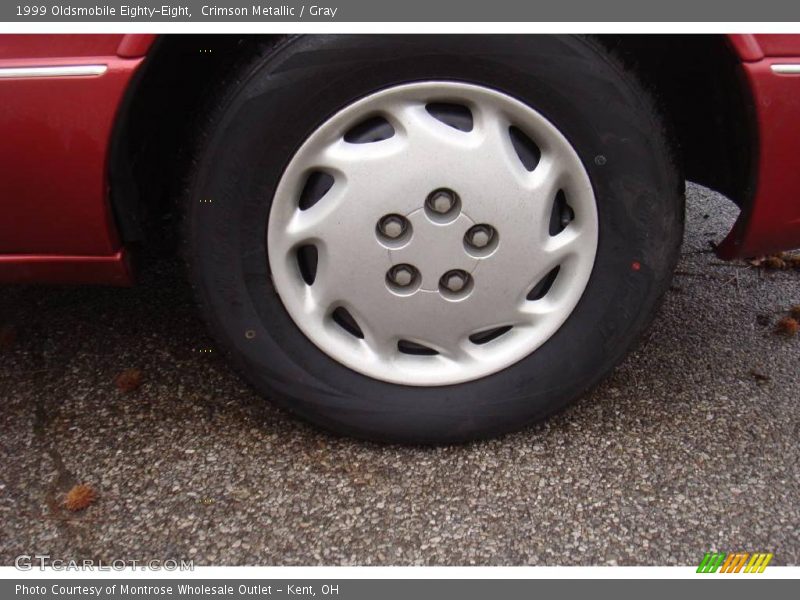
0,34,799,286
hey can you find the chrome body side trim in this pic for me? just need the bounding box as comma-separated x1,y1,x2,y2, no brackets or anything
0,65,108,79
770,64,800,74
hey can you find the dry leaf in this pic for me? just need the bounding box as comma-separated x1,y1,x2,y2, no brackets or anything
775,316,799,337
115,368,143,392
63,484,97,512
748,252,800,270
764,256,787,270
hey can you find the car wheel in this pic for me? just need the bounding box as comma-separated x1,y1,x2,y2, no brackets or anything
184,35,683,443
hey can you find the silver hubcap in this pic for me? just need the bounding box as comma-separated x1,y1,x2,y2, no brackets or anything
268,81,598,386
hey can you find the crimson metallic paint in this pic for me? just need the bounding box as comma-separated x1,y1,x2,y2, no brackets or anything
716,55,800,259
0,34,151,284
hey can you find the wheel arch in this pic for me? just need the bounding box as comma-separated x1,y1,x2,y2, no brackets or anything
108,34,758,249
107,34,284,248
596,35,758,212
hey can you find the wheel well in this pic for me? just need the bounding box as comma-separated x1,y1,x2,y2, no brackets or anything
108,34,283,248
597,35,757,206
109,34,757,248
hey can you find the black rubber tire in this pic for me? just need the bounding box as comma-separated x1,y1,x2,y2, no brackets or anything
184,35,684,444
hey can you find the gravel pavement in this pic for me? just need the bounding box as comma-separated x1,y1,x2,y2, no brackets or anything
1,184,798,565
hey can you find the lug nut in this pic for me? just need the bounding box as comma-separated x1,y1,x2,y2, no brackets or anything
440,269,471,293
465,224,496,249
426,189,458,215
377,214,407,240
387,264,417,288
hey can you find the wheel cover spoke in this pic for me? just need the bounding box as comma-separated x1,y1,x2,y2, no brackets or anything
268,81,598,386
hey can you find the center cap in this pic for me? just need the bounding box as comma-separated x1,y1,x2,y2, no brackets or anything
388,207,478,293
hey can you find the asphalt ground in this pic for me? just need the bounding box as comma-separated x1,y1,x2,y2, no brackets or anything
1,183,798,566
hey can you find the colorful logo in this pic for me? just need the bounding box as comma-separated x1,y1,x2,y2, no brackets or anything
697,552,773,573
